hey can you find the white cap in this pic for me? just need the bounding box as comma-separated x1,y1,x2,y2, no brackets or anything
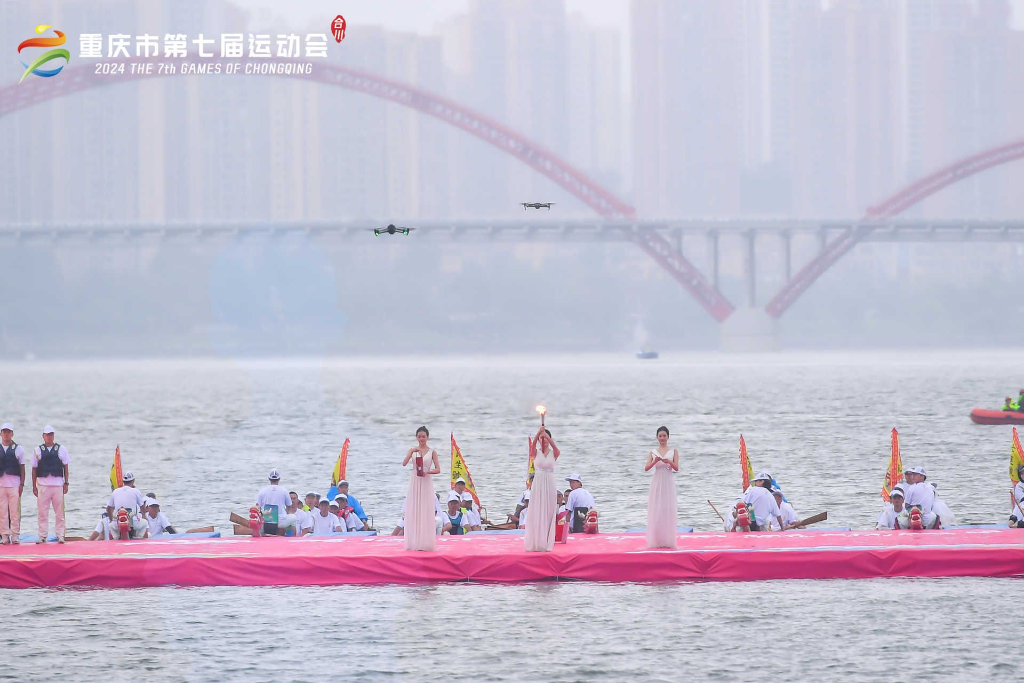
329,499,340,507
0,423,12,431
755,472,772,482
447,491,462,503
337,480,349,487
146,498,159,507
461,491,474,502
318,498,330,505
123,471,135,482
454,477,467,485
890,487,905,498
566,473,582,483
334,494,348,503
268,469,281,480
771,487,783,496
42,425,54,434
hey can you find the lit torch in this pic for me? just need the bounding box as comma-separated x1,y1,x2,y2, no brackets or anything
535,404,547,426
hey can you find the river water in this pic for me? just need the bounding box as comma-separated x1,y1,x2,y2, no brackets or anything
0,352,1020,680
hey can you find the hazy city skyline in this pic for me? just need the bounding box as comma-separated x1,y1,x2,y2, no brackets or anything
1,0,1023,356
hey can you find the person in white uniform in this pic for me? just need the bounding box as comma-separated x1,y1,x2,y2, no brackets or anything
728,473,784,532
899,466,938,529
565,474,595,533
331,495,365,532
31,426,70,543
929,482,956,527
1010,465,1024,527
461,492,482,531
107,471,148,538
311,498,342,534
145,500,176,537
515,490,530,529
293,502,314,536
256,469,297,536
876,485,906,530
772,487,799,530
0,423,27,544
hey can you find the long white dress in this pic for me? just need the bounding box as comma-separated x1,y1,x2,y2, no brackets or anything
524,450,557,552
404,449,437,551
646,449,678,549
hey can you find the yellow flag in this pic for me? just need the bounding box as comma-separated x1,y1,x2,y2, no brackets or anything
1011,428,1024,483
109,445,123,491
528,437,536,476
450,434,481,507
739,435,755,491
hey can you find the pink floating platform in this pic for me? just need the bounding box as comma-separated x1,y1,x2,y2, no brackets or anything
2,528,1024,589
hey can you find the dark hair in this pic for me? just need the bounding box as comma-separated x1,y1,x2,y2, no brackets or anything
145,492,156,499
416,426,429,437
656,426,669,437
544,429,552,438
289,491,298,497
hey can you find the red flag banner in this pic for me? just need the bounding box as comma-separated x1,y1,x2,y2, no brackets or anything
881,428,903,502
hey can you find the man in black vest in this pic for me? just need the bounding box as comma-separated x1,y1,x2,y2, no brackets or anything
0,423,27,544
32,426,70,544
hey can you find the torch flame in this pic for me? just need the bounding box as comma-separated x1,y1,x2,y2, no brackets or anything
535,405,546,416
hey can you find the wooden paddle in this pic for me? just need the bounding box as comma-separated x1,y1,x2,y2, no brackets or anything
232,524,253,536
791,511,827,528
229,512,249,527
707,500,724,521
185,526,214,534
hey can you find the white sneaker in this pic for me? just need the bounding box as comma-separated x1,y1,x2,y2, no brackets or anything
57,536,65,544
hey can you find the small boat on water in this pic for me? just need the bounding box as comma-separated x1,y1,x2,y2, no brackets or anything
969,408,1024,425
636,350,658,360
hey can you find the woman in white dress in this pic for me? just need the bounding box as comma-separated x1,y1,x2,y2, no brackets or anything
524,424,560,552
644,426,679,549
402,426,441,551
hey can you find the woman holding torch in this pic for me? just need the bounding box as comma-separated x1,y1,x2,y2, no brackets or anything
524,406,560,552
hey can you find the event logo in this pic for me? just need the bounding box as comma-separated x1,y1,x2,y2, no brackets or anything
18,24,70,83
332,15,346,43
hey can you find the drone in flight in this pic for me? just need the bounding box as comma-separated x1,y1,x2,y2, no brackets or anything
521,202,555,210
373,224,415,236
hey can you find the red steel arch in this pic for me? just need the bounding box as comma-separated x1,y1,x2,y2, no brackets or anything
0,57,735,321
766,139,1024,318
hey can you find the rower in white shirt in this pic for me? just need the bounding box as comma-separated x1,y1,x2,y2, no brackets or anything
311,498,343,534
515,491,530,529
331,495,365,532
293,503,314,537
772,487,799,530
728,473,784,532
929,482,956,527
256,469,297,536
565,474,595,533
876,486,906,530
106,471,148,539
1011,465,1024,528
461,492,482,531
899,466,938,529
144,499,176,537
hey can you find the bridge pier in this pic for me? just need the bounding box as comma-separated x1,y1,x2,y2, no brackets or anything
745,229,756,306
708,231,719,290
719,307,778,352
